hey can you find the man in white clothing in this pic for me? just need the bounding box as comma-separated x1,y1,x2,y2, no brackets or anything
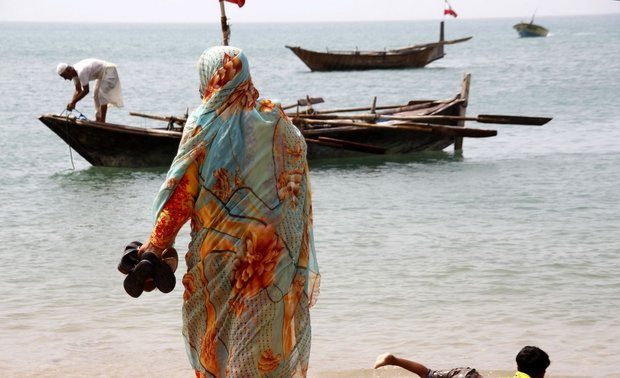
57,58,124,123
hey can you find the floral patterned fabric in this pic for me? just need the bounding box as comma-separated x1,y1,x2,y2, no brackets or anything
148,46,320,377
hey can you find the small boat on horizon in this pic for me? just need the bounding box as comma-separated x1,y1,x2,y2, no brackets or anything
513,15,549,38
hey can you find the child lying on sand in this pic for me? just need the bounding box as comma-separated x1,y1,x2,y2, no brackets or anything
374,345,550,378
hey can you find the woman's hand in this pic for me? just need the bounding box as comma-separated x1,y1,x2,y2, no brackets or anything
138,240,166,259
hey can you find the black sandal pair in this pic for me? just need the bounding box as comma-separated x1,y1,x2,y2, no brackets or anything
118,241,178,298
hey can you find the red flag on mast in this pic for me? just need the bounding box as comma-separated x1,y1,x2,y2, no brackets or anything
444,0,458,18
224,0,245,7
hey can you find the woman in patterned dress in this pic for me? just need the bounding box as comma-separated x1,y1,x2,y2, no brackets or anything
137,46,320,378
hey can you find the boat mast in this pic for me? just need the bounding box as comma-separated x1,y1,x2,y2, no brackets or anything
219,0,230,46
438,2,446,59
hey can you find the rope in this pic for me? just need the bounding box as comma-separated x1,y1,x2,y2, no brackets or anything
60,108,81,170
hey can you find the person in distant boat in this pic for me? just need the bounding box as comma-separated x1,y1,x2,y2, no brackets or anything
123,46,320,377
56,58,123,122
374,345,550,378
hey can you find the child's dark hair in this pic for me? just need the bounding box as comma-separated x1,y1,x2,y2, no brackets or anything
516,346,550,376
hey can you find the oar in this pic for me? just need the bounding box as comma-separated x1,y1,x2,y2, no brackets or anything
293,113,551,126
294,118,497,138
129,112,187,125
475,114,552,125
412,36,473,49
282,97,325,110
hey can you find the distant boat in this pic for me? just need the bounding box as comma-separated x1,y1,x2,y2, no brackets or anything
286,21,472,71
513,15,549,37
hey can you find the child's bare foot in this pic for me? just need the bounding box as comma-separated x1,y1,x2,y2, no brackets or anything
374,352,394,369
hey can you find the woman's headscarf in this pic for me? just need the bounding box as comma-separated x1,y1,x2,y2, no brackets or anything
152,46,258,216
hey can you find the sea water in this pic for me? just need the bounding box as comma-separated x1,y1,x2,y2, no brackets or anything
0,15,619,377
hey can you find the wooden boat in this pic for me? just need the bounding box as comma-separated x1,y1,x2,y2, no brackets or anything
513,16,549,37
39,74,551,168
286,22,472,71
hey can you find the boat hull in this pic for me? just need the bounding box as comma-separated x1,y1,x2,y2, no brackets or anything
513,22,549,37
285,45,439,71
39,115,181,167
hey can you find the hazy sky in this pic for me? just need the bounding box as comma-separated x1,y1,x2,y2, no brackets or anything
1,0,618,23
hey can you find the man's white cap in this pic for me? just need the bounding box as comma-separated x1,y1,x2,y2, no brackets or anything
56,63,69,75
